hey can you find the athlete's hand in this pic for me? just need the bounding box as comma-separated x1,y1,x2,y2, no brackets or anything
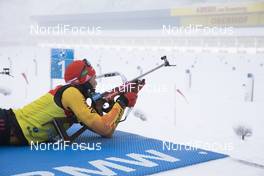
117,92,138,108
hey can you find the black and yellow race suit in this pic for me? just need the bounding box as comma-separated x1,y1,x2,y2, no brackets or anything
13,85,124,144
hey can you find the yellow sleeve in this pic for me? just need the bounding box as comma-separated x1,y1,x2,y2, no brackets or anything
61,87,124,133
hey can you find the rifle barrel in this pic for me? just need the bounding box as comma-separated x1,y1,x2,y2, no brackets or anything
130,63,165,82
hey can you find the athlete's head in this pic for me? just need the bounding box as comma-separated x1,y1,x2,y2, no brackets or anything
64,59,97,89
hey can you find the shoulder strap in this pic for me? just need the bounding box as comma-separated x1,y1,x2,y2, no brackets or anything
53,84,72,110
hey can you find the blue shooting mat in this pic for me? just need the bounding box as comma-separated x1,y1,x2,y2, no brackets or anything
0,125,228,176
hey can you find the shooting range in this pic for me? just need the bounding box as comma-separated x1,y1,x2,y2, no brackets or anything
0,1,264,176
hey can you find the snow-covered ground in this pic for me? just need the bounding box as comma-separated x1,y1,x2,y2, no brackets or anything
0,46,264,175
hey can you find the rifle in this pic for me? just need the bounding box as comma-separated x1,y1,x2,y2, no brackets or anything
47,56,175,141
90,56,176,121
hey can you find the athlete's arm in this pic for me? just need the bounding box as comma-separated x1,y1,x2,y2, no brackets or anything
61,87,124,137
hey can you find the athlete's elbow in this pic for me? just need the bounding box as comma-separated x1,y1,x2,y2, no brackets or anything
90,119,115,138
91,124,114,138
100,128,114,138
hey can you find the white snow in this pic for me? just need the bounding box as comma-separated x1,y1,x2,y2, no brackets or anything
151,158,264,176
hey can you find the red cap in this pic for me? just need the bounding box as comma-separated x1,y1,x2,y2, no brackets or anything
64,59,96,84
